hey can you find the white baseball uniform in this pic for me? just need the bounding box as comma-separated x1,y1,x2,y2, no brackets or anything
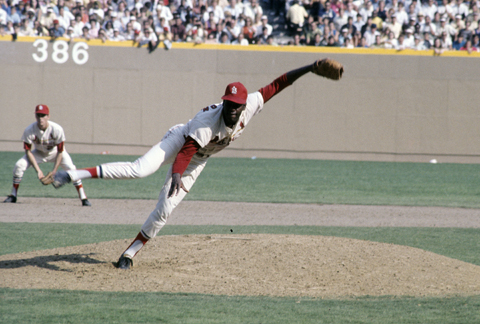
11,121,87,200
69,92,264,242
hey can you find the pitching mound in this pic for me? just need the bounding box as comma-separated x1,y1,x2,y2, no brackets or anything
1,234,480,298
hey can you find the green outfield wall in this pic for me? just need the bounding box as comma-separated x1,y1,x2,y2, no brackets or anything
1,36,479,163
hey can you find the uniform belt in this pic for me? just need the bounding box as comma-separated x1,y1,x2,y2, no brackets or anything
195,152,210,158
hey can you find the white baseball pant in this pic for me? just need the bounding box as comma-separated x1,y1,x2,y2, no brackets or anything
95,125,208,238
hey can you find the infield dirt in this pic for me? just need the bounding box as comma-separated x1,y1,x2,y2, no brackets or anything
1,198,480,298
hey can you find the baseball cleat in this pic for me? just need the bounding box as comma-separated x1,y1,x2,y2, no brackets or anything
116,255,133,270
52,170,71,188
82,199,92,207
3,195,17,203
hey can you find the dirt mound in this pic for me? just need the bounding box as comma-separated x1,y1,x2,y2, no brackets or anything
1,234,479,298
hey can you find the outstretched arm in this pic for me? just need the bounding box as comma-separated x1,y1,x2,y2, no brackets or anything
259,59,343,104
259,63,314,104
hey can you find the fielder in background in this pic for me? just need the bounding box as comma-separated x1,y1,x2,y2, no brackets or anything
52,59,343,269
3,104,91,207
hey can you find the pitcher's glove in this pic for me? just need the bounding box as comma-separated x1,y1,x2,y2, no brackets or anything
40,172,55,185
312,58,344,81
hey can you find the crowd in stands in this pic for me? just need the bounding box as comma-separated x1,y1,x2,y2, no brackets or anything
1,0,479,52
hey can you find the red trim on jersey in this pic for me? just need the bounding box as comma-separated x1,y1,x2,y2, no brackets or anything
23,142,32,150
172,137,201,175
57,141,65,152
258,73,291,104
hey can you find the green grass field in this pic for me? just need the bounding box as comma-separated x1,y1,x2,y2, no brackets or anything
1,151,480,323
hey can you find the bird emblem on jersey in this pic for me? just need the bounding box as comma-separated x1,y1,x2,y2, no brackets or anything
231,86,237,94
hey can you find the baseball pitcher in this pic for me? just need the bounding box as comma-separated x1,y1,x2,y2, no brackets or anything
52,59,343,269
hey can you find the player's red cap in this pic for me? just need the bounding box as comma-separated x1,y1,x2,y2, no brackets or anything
35,104,50,115
221,82,248,105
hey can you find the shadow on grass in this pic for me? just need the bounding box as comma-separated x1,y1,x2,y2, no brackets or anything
0,253,106,271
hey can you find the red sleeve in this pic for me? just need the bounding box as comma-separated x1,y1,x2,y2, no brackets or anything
172,136,201,175
258,73,292,104
23,142,32,150
57,141,65,152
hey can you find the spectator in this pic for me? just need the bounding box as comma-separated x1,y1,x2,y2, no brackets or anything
80,25,90,40
354,13,365,32
371,34,384,48
341,15,357,37
376,0,387,21
371,8,383,30
344,1,358,19
337,27,349,45
88,18,100,38
218,30,230,43
186,15,206,43
440,30,452,50
65,26,75,40
71,14,84,36
383,30,398,48
334,7,348,30
412,34,424,49
385,13,402,38
49,19,65,37
472,34,480,48
433,37,444,54
255,15,272,38
395,33,406,50
155,0,173,24
8,6,21,24
359,1,374,23
357,35,368,47
457,20,473,41
256,26,269,44
395,2,408,26
452,0,469,18
423,31,433,49
403,28,415,47
319,1,336,20
18,18,35,36
123,21,135,40
57,6,74,30
171,14,186,41
242,16,255,43
286,0,308,35
452,33,466,50
25,8,36,29
459,39,478,53
136,27,158,46
363,23,379,46
232,31,249,44
343,36,354,48
224,0,243,20
40,6,57,30
451,14,465,33
422,0,437,20
421,14,436,36
437,0,455,22
309,32,322,45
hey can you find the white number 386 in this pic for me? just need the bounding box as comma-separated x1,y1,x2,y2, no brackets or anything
32,39,89,65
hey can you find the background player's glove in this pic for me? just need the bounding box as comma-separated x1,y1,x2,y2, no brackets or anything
40,172,55,185
312,59,344,81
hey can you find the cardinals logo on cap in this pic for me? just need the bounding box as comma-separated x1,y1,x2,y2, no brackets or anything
232,86,237,94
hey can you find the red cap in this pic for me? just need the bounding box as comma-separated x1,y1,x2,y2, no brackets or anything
53,19,59,24
35,104,50,115
221,82,248,104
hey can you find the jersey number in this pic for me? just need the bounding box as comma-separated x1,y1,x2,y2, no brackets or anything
202,104,218,112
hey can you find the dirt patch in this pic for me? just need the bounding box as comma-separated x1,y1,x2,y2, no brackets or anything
2,198,480,297
1,234,480,298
